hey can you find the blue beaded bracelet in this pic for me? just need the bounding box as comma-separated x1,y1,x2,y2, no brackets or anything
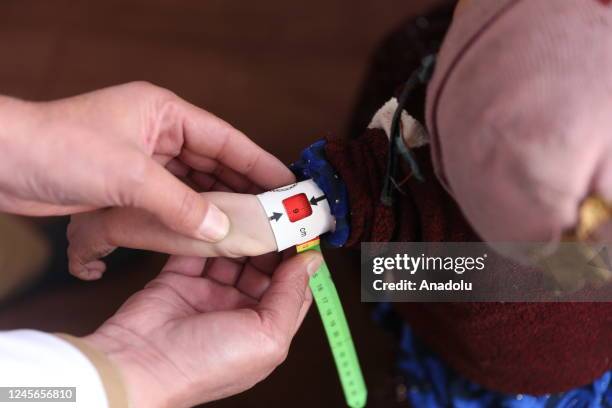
290,139,349,248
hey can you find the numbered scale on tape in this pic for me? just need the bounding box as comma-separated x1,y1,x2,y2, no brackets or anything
257,180,367,408
297,238,367,408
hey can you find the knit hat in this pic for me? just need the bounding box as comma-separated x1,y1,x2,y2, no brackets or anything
426,0,612,247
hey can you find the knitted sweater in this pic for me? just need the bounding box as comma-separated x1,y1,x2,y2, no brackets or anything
323,3,612,394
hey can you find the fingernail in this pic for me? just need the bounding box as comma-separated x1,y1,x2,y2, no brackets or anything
306,253,323,277
198,204,230,242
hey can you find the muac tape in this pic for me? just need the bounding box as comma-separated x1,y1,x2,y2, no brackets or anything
256,179,335,251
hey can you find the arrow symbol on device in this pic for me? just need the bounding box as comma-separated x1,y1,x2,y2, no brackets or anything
310,195,327,206
269,212,283,222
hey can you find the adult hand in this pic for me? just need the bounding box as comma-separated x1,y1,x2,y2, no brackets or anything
0,82,293,241
84,250,322,408
66,114,295,279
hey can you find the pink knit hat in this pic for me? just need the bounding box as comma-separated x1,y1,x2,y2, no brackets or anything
426,0,612,245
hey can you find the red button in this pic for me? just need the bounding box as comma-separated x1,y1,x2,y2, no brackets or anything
282,193,312,223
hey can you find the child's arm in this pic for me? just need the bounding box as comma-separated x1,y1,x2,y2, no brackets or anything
67,192,278,280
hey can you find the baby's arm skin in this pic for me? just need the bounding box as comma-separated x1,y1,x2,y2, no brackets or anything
67,192,278,280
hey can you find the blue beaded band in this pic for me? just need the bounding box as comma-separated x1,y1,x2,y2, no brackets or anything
290,139,349,248
373,303,612,408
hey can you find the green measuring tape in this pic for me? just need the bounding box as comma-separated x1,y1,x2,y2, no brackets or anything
297,238,367,408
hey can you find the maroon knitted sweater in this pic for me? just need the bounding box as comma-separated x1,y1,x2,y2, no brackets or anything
324,130,612,394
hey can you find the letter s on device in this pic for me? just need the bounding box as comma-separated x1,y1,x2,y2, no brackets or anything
257,179,335,251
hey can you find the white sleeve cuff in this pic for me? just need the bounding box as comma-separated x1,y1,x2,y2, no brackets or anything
0,329,108,408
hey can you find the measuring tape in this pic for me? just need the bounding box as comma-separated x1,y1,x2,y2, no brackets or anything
297,238,367,408
257,180,367,406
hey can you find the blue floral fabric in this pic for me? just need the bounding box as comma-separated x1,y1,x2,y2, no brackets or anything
290,139,349,247
373,303,612,408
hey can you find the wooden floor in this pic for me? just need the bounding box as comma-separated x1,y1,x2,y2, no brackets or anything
0,1,444,406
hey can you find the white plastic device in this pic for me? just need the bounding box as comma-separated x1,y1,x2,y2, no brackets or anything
256,179,335,251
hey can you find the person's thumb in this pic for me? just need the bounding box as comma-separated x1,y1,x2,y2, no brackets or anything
123,156,230,242
257,251,322,341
